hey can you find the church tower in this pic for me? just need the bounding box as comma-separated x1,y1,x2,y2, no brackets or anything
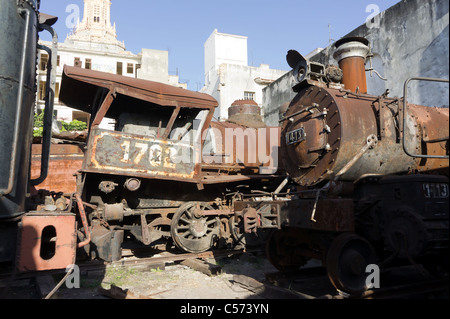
66,0,125,52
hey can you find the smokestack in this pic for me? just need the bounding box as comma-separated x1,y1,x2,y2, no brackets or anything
333,37,370,94
227,100,266,128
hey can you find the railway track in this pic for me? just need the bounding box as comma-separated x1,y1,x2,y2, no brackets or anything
0,247,252,281
0,246,257,298
359,277,449,299
1,247,448,300
261,265,449,299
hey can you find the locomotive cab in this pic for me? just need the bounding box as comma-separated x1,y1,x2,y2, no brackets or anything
60,65,217,184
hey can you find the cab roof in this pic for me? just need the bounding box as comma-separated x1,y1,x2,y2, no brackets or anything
59,65,218,114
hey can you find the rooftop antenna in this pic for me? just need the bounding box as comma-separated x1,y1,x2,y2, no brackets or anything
328,24,335,45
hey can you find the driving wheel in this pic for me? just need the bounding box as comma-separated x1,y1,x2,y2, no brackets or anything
326,233,377,296
171,202,220,253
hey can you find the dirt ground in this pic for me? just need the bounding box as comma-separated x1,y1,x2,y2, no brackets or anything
57,252,287,299
0,251,333,300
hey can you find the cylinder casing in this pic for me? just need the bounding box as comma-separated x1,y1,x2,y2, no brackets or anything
0,0,39,218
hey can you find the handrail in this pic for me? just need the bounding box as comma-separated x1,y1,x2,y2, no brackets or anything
402,77,449,159
31,24,58,185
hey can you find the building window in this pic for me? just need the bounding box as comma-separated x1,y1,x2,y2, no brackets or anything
55,82,60,99
244,91,255,100
57,55,60,67
40,54,48,71
94,5,100,23
74,57,82,68
135,64,141,77
39,81,46,101
127,63,134,74
117,62,123,75
85,58,92,70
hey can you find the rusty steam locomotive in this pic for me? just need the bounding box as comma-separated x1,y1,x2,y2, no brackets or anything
233,37,449,295
1,0,448,299
55,65,285,261
1,0,286,274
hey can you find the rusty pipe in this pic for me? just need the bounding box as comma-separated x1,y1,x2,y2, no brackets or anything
75,193,91,248
334,37,370,94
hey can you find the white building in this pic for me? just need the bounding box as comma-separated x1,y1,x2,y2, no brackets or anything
201,29,288,121
37,0,186,124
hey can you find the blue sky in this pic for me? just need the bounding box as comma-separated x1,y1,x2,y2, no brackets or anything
39,0,400,91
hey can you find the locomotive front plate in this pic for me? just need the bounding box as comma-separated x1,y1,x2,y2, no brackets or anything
286,128,306,145
83,128,197,180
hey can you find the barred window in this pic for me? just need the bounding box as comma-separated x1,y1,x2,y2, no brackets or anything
127,63,134,74
244,91,255,100
40,54,48,71
117,62,123,75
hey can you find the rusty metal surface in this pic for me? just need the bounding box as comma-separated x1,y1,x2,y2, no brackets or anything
83,127,197,181
337,57,368,94
407,104,449,171
281,84,449,186
30,144,84,194
227,99,266,129
17,213,77,272
208,121,281,172
333,37,370,94
281,199,354,232
59,66,218,116
228,99,261,117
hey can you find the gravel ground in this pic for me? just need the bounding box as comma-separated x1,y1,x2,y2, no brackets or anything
54,252,279,299
0,251,285,299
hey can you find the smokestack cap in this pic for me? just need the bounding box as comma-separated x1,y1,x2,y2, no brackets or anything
227,100,266,128
228,99,260,117
333,37,370,62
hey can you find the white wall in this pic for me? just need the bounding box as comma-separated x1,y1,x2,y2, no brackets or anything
202,29,288,120
204,29,248,87
216,63,287,120
263,0,449,126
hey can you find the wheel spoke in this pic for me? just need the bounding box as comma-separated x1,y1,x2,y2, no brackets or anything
171,202,221,253
184,207,194,219
206,219,217,226
181,231,191,238
179,217,190,225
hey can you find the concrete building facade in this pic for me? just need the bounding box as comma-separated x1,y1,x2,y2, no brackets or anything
201,29,288,121
263,0,449,126
37,0,186,125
